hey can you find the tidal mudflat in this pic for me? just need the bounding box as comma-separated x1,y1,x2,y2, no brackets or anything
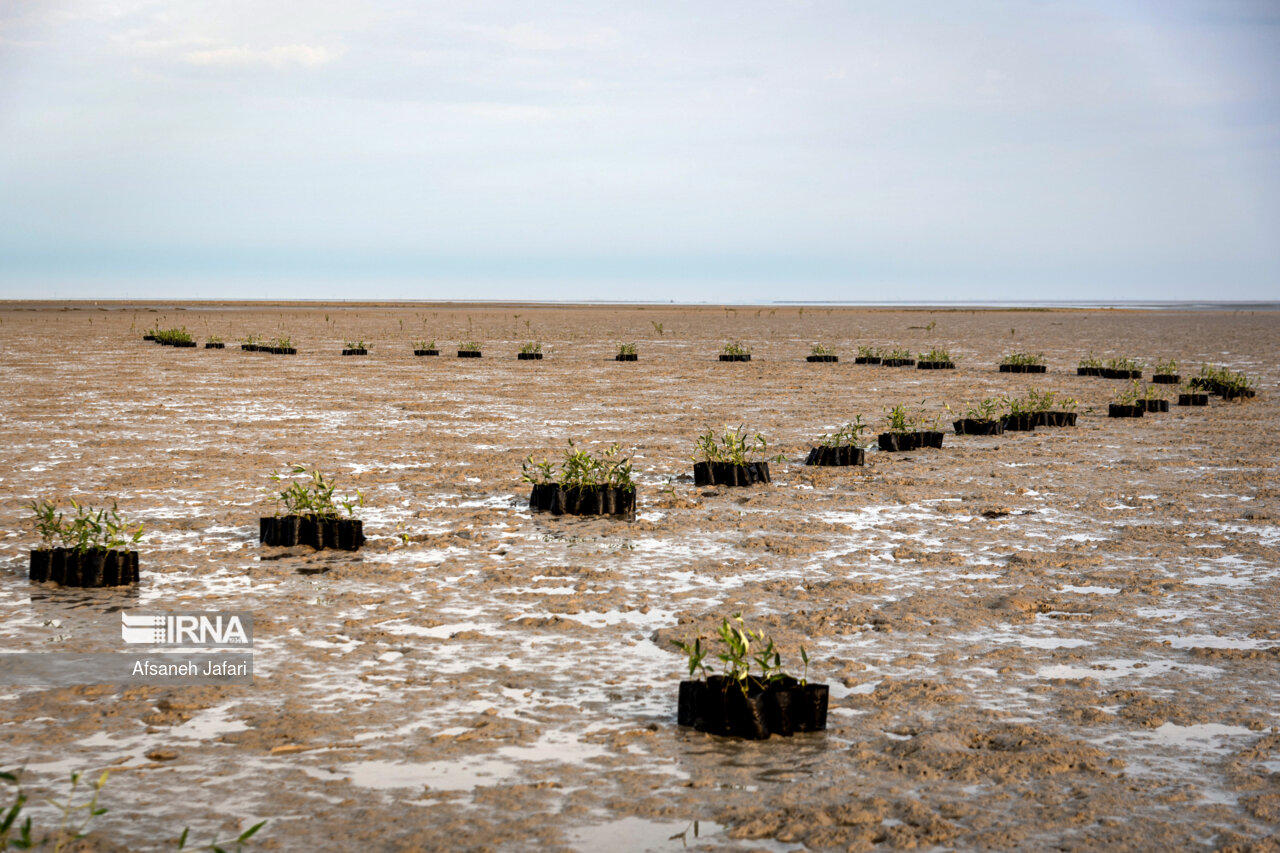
1,302,1277,851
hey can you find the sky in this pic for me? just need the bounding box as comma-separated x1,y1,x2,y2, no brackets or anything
1,0,1278,303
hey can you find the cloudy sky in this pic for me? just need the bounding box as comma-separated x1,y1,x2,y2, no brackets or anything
1,1,1277,302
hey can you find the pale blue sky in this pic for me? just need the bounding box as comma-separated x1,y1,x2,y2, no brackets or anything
1,1,1277,301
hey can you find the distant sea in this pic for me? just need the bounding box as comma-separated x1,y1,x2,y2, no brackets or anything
777,300,1280,311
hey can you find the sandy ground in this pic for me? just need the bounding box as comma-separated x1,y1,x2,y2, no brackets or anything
0,301,1277,852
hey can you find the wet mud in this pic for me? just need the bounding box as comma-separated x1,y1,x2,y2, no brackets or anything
0,302,1277,851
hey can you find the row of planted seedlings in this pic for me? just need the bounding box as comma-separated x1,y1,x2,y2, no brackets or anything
241,334,296,354
26,468,367,589
27,500,143,587
851,345,953,368
1077,354,1185,383
142,327,198,348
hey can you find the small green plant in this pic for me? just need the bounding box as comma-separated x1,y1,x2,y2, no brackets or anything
818,417,868,449
1,768,267,853
1078,353,1103,369
343,340,368,350
269,467,362,519
672,615,809,695
177,820,266,852
1,768,110,853
1113,383,1143,406
273,336,292,350
1154,358,1178,375
1140,382,1165,402
458,340,482,353
1004,394,1034,417
1001,352,1044,366
519,341,542,355
521,441,634,491
883,404,920,434
963,398,1003,421
692,426,771,465
617,342,638,356
240,334,261,348
810,344,835,357
919,347,952,362
413,338,436,350
651,321,664,336
1025,388,1056,413
206,335,223,345
721,341,752,357
1106,356,1143,373
886,347,912,361
27,500,143,553
856,345,882,359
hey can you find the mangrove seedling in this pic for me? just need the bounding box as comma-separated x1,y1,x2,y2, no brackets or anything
268,467,363,519
692,426,771,466
721,341,752,357
521,440,635,491
818,417,868,449
919,347,952,363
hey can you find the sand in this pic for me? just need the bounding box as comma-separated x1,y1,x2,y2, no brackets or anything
0,301,1277,852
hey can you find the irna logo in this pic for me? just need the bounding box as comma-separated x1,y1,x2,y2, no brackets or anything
121,611,253,647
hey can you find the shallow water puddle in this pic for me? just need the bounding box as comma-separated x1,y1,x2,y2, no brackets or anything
566,817,728,852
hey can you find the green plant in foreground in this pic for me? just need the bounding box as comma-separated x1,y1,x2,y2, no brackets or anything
617,342,638,355
1078,353,1103,369
413,338,436,350
206,335,223,345
810,343,835,356
692,425,771,465
1,769,266,852
720,341,752,356
886,347,912,361
819,417,868,449
519,341,542,355
1001,351,1044,366
521,440,635,491
856,345,882,359
28,500,143,553
458,340,482,353
883,404,918,434
1154,358,1178,375
1,768,108,852
273,336,292,350
343,340,367,350
269,467,362,519
672,615,810,695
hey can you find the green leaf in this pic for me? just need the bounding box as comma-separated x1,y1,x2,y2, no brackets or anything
178,827,189,849
237,821,266,842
